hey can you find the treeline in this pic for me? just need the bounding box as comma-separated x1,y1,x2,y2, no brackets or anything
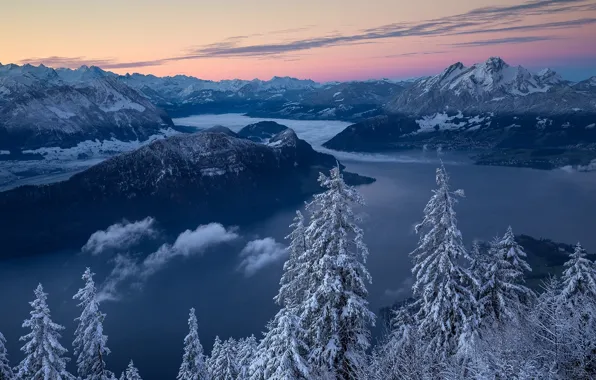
1,164,595,379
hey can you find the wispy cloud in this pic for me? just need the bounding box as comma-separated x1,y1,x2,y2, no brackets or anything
19,56,172,70
18,0,596,69
142,223,239,276
237,237,287,277
449,35,563,48
97,222,238,302
82,217,157,255
383,51,447,59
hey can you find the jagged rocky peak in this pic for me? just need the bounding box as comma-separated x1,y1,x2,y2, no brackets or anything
237,121,289,142
483,56,509,72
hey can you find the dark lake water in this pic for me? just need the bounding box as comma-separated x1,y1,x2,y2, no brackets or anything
1,119,596,378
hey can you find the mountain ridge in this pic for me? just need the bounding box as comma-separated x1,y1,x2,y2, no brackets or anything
0,127,374,257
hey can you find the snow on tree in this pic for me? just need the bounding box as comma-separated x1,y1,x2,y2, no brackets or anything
0,331,14,380
560,242,596,305
477,233,534,327
15,283,74,380
121,361,142,380
410,164,478,359
274,210,308,310
300,165,375,379
73,268,113,380
557,242,596,377
494,226,534,305
206,337,237,380
177,308,209,380
236,335,257,380
249,307,309,380
370,305,431,380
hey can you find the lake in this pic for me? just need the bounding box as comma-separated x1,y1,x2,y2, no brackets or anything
0,114,594,379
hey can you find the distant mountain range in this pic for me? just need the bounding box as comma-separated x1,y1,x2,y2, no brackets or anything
2,58,595,170
323,57,596,169
386,57,595,115
0,63,173,151
0,122,373,257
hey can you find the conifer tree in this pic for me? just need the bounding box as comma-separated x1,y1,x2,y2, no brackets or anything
274,210,308,310
121,361,141,380
0,332,13,380
410,165,478,359
478,234,533,327
177,308,209,380
207,337,237,380
73,268,113,380
15,284,74,380
560,242,596,305
250,307,309,380
236,335,257,380
301,166,375,379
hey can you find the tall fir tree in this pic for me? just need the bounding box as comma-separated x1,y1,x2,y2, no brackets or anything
274,210,308,310
15,284,74,380
410,165,478,359
121,361,141,380
478,232,534,327
207,337,237,380
250,307,310,380
73,268,113,380
559,242,596,376
177,308,209,380
494,226,534,305
236,335,257,380
301,166,375,379
0,332,14,380
560,242,596,305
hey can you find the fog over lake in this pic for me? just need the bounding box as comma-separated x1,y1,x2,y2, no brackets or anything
0,114,594,379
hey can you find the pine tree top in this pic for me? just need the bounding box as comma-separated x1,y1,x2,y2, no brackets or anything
561,242,596,302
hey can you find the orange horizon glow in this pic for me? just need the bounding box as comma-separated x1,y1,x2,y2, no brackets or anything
2,0,596,82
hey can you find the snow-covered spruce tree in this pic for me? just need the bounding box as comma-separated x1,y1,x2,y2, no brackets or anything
73,268,113,380
301,166,375,379
249,307,309,380
0,332,14,380
121,360,142,380
15,284,74,380
207,337,237,380
495,226,534,304
477,233,534,328
410,164,478,360
236,335,257,380
177,308,209,380
560,242,596,305
274,210,308,310
558,242,596,378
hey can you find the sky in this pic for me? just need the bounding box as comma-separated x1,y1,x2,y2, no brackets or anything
1,0,596,81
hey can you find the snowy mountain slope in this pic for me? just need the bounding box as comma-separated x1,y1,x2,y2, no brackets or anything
385,57,592,115
323,111,596,169
0,63,173,150
0,128,373,256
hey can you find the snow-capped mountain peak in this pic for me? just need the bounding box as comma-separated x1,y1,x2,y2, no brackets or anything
416,57,552,99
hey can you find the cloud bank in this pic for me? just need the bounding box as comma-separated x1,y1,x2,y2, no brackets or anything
96,222,239,302
82,217,157,255
237,237,288,277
